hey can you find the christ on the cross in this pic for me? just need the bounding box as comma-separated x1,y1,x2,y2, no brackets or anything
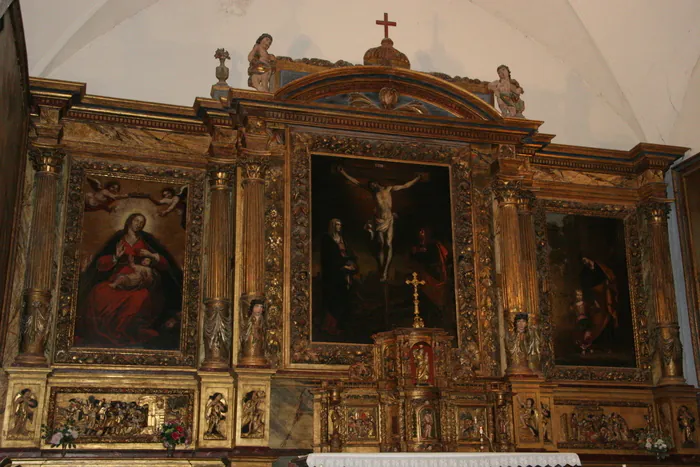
338,166,421,282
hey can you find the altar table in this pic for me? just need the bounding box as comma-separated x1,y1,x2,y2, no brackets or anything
303,452,581,467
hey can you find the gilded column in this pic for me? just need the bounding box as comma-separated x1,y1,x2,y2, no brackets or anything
238,117,270,367
14,147,65,366
201,167,235,370
517,191,541,372
641,201,685,385
493,179,532,376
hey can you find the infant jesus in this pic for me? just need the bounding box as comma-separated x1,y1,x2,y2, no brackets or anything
110,255,155,290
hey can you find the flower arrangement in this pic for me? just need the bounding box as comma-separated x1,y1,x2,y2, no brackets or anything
41,422,78,457
638,429,672,460
159,422,190,456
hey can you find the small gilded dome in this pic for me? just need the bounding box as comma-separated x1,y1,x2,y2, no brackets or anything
363,38,410,69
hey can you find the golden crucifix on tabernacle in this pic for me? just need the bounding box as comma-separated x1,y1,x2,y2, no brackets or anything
405,272,426,328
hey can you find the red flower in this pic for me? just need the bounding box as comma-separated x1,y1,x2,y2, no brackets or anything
176,426,184,433
171,431,181,440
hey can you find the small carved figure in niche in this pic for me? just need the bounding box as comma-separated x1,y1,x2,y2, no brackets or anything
241,390,265,438
214,48,230,85
9,389,38,436
412,345,430,384
507,313,540,371
247,33,275,92
459,411,478,439
515,395,539,440
85,178,130,214
329,405,343,450
678,405,696,447
488,65,525,118
541,402,552,442
421,408,435,439
241,299,265,361
204,392,228,439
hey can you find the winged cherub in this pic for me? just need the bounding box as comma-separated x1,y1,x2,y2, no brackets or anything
149,186,188,228
84,177,129,213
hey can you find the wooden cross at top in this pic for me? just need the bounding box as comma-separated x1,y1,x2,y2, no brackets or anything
376,12,397,39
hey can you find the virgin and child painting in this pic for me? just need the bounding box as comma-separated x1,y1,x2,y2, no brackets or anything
72,175,188,350
546,213,636,367
311,155,457,344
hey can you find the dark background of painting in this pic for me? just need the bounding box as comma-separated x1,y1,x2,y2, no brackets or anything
75,175,186,350
311,154,456,344
546,213,636,367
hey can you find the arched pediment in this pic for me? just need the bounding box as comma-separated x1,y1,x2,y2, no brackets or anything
273,66,503,122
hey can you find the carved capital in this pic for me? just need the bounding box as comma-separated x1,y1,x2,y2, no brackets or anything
639,201,671,225
492,179,524,206
28,147,65,174
202,299,232,369
516,189,536,213
239,156,269,182
207,164,235,190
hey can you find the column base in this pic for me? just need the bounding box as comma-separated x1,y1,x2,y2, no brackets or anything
653,384,700,455
13,352,48,367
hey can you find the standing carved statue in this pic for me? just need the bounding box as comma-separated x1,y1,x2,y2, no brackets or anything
204,392,228,439
248,33,275,92
241,299,265,362
678,405,696,447
421,409,435,439
507,313,540,372
9,389,38,436
515,395,539,440
488,64,525,118
413,345,430,384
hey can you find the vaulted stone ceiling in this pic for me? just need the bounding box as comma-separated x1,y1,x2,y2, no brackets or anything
19,0,700,154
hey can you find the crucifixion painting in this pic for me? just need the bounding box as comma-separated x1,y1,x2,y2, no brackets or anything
311,154,457,344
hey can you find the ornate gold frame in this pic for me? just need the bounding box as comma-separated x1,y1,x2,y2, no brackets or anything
286,131,474,368
672,153,700,384
534,199,652,383
53,157,205,367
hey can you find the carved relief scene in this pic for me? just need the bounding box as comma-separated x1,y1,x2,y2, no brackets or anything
2,2,700,466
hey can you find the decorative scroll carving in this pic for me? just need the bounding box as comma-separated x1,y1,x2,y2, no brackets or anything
289,133,473,365
53,159,204,366
534,200,652,382
46,387,194,444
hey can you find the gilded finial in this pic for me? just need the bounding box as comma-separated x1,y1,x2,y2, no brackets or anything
405,272,426,328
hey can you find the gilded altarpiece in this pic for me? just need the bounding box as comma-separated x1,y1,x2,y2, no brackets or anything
1,54,699,467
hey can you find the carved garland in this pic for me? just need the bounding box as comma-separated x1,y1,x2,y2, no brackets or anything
264,162,284,367
534,200,652,383
54,159,205,366
289,133,474,365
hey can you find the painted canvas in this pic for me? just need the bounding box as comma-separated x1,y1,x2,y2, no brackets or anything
311,154,456,344
546,213,636,367
72,175,188,350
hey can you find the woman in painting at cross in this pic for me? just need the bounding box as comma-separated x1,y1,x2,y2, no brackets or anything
75,212,183,349
321,218,358,335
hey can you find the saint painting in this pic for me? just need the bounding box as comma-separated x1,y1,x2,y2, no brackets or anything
73,175,188,350
545,213,636,367
311,155,456,344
